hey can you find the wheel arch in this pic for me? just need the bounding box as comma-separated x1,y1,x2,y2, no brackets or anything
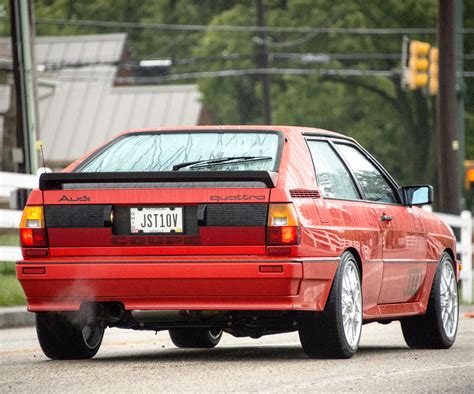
443,248,456,265
344,247,363,281
422,249,456,304
442,248,459,281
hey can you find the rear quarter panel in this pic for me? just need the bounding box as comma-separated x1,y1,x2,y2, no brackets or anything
277,130,383,313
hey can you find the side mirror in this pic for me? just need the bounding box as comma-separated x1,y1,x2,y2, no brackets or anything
399,185,433,206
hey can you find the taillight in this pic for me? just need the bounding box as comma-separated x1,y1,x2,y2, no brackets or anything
20,206,48,247
267,203,300,245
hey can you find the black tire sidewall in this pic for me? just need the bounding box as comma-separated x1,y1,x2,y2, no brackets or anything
169,328,222,348
36,312,104,359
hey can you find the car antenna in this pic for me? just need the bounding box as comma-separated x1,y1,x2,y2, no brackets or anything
39,142,47,170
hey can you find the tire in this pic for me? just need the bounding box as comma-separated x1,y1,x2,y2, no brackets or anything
298,251,362,359
36,312,104,360
401,253,458,349
169,328,223,348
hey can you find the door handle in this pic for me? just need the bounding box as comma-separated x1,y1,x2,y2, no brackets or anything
381,214,393,222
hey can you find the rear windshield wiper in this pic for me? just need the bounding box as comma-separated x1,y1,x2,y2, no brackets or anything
172,156,272,171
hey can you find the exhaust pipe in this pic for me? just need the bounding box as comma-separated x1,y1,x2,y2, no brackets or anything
107,302,125,322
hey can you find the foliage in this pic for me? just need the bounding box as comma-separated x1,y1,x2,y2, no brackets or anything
0,230,22,307
194,0,440,187
0,271,25,306
1,0,472,208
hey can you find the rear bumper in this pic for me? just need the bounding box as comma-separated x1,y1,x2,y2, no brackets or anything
16,256,339,312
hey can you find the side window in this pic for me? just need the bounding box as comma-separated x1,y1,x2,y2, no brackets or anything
336,144,397,203
307,140,360,200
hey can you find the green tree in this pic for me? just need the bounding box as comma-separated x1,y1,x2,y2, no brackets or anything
2,0,472,208
195,0,439,187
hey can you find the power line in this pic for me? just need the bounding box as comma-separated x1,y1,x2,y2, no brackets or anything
26,18,432,34
34,52,403,71
2,16,473,34
40,67,474,82
43,68,397,83
274,53,401,61
130,68,398,81
24,52,474,72
261,8,348,48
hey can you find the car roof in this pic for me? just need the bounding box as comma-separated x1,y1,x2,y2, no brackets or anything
114,125,354,141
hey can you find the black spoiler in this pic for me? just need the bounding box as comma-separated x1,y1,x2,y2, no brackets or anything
39,171,278,190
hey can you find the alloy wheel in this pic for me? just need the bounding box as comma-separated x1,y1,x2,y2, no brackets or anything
341,261,362,349
439,261,458,340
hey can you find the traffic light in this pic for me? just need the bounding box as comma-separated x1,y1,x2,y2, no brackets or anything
465,160,474,190
408,40,431,90
428,47,439,96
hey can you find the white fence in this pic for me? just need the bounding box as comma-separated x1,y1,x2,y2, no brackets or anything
0,170,473,303
0,171,39,261
424,208,473,304
0,171,39,198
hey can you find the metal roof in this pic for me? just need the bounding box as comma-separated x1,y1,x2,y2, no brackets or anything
0,33,127,68
39,83,202,162
0,33,203,164
35,33,127,66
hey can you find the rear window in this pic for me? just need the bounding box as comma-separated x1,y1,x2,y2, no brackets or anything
76,132,281,172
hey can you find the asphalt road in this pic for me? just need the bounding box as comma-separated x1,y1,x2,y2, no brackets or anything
1,312,473,393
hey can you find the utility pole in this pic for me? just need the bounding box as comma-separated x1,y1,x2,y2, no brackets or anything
455,0,465,210
255,0,272,125
437,0,459,214
10,0,38,174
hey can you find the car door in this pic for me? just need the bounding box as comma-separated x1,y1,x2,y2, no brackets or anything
334,142,427,304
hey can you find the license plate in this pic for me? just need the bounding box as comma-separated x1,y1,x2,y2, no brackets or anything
130,207,184,234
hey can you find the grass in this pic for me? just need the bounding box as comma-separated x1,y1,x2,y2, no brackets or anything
0,270,25,306
0,229,19,247
0,229,25,306
0,260,25,307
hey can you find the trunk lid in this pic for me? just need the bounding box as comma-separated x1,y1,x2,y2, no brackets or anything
41,171,275,256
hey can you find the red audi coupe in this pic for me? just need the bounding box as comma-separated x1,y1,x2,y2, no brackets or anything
17,126,459,359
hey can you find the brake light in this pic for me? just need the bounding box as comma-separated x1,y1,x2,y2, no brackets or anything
20,206,48,247
267,203,300,245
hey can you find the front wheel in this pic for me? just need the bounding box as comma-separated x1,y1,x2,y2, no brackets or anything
169,328,223,348
298,251,362,359
401,253,458,349
36,312,104,360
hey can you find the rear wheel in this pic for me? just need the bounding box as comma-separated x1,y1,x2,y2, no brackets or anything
169,328,223,348
298,251,362,359
401,253,458,349
36,312,104,360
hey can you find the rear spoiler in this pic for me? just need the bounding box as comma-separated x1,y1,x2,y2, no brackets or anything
39,171,278,190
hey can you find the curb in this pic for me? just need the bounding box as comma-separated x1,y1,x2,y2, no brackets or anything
0,305,473,330
0,306,35,329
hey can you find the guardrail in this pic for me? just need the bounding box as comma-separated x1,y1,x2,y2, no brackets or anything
0,171,473,302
